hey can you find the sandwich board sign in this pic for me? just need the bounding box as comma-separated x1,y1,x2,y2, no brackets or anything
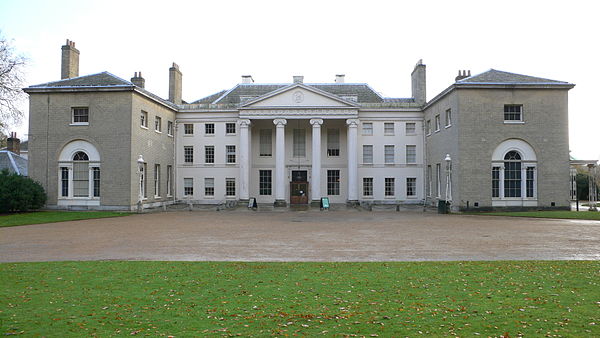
321,197,330,209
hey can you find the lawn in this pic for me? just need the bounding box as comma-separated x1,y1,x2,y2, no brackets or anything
0,211,130,227
1,261,598,336
467,210,600,221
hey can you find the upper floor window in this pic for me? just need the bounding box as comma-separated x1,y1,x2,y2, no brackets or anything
406,122,416,135
327,128,340,157
406,145,416,164
363,145,373,164
426,120,431,135
205,145,214,164
293,129,306,157
434,115,440,132
140,111,148,128
184,123,194,135
384,123,394,135
260,129,272,157
384,145,395,164
154,116,162,132
445,109,452,127
226,123,236,134
72,107,89,125
362,122,373,136
205,123,215,135
504,104,523,122
167,121,173,136
226,145,236,163
184,146,193,163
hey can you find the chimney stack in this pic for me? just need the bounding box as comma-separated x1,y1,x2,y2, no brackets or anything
6,132,21,155
293,75,304,84
168,63,182,104
455,70,471,82
131,71,145,88
411,59,426,106
241,75,254,84
335,74,345,83
61,39,80,79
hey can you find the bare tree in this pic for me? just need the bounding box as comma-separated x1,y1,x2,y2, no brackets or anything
0,31,26,134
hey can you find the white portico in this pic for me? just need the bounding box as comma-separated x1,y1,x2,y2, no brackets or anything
238,83,361,206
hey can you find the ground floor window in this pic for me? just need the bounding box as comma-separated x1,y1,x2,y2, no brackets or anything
205,178,214,197
184,178,193,196
226,178,236,197
491,145,537,200
327,170,340,195
492,167,500,198
259,170,272,195
93,167,100,197
166,165,172,196
154,164,160,197
363,177,373,197
385,178,395,197
61,167,69,197
406,178,416,197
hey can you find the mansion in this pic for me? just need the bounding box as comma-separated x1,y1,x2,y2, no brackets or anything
24,41,575,211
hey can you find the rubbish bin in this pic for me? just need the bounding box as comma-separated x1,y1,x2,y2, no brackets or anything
437,200,448,214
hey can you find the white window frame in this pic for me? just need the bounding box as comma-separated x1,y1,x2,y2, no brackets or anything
445,109,452,128
384,122,395,136
327,128,340,157
140,111,148,129
183,178,193,197
362,145,373,164
71,107,89,126
166,165,173,197
154,116,162,133
154,164,161,198
384,177,395,198
204,177,215,197
363,177,373,197
259,129,272,157
384,145,395,164
226,145,236,164
293,129,306,158
225,178,236,197
362,122,373,136
406,177,417,198
406,145,416,164
406,122,416,135
167,121,174,136
184,123,194,135
504,104,524,123
225,122,236,135
205,123,215,135
434,114,440,132
184,146,194,164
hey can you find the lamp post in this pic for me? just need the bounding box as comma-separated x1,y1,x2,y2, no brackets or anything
445,154,452,211
589,164,598,211
137,155,145,213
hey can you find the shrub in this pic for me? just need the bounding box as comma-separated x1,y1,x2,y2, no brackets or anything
0,170,46,213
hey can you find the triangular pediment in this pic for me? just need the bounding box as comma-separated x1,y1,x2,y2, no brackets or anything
241,84,359,108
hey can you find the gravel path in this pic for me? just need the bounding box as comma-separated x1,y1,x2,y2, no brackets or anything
1,210,599,262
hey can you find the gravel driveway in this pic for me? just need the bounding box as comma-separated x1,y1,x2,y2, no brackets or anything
1,210,599,262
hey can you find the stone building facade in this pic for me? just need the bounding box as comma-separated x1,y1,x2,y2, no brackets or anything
24,41,575,211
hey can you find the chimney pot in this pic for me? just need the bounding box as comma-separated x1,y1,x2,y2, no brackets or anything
131,71,145,88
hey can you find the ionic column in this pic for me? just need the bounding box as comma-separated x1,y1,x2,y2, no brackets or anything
273,119,287,206
346,119,359,204
239,119,251,201
310,119,323,205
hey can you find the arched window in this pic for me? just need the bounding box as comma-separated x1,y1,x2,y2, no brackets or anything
491,139,537,206
58,140,101,204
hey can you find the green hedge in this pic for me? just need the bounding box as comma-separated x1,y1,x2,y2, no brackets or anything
0,170,46,213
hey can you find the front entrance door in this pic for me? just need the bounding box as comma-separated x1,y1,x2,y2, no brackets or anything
290,170,308,204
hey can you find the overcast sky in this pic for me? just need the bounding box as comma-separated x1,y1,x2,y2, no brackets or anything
1,0,598,160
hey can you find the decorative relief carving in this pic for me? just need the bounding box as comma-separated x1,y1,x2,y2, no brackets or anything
273,118,287,126
293,91,304,103
346,118,360,127
310,119,324,126
238,119,251,127
241,109,358,116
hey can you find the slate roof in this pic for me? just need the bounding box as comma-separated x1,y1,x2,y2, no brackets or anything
457,69,571,85
0,151,28,176
29,72,132,88
192,83,394,105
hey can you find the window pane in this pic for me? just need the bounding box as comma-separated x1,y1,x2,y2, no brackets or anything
526,167,535,198
184,124,194,135
141,111,148,127
385,145,394,164
205,123,214,135
363,145,373,164
155,116,161,132
492,167,500,198
73,161,89,197
363,177,373,196
406,123,416,134
259,170,272,195
406,178,416,197
226,145,236,163
406,145,416,164
167,165,172,196
205,178,214,196
226,178,236,196
61,167,69,197
93,167,100,197
184,178,193,196
260,129,272,156
385,178,395,197
73,107,89,123
184,146,193,163
154,164,160,196
362,123,373,136
504,161,521,197
293,129,305,157
445,109,452,126
504,105,522,121
226,123,236,134
384,123,394,135
327,128,340,156
327,170,340,195
205,146,214,164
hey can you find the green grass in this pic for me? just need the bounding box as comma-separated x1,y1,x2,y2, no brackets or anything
0,211,130,227
466,211,600,220
1,261,599,336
